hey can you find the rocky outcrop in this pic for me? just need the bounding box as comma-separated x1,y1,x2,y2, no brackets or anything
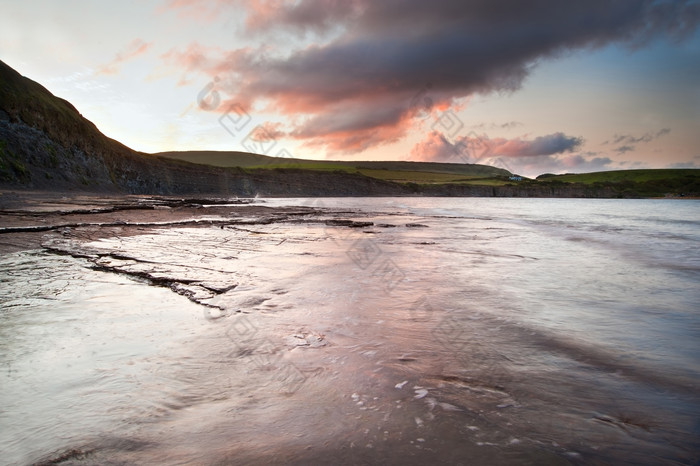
0,115,416,195
419,183,618,198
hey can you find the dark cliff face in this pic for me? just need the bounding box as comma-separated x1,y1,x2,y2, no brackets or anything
0,113,416,196
418,183,618,198
0,60,414,196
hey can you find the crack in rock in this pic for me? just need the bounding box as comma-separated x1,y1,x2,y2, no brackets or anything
42,241,238,311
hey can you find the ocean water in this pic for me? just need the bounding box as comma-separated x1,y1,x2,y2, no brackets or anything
1,198,698,464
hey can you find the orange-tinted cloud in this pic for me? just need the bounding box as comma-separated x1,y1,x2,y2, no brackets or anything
97,39,152,75
248,121,286,142
164,0,699,157
293,107,416,153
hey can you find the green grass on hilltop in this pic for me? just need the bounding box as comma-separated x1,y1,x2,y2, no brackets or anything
152,148,700,196
154,150,511,179
152,150,275,167
249,162,356,172
537,169,699,184
356,169,513,185
154,150,514,187
537,169,700,197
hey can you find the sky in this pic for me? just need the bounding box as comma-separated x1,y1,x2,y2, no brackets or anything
1,0,699,177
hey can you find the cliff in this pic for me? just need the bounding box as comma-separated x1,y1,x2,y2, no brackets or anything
0,60,417,195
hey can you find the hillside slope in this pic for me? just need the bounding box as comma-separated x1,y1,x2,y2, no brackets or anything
0,60,416,195
155,150,510,178
536,170,700,197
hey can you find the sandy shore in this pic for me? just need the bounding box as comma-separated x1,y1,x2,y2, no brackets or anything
2,191,698,465
0,191,325,254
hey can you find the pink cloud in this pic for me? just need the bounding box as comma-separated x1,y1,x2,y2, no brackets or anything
161,1,698,157
410,131,610,177
97,39,153,75
248,121,286,142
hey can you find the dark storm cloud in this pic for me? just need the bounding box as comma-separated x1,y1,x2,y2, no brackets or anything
167,0,699,153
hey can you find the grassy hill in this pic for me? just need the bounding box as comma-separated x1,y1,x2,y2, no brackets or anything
152,150,274,168
154,150,700,196
537,169,697,184
154,151,513,184
536,169,700,197
154,151,700,197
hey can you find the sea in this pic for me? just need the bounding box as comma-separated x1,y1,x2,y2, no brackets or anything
1,198,699,465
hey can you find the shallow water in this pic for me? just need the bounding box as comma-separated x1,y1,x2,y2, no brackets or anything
1,197,699,464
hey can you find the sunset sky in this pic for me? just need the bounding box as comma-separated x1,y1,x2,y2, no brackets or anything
1,0,699,177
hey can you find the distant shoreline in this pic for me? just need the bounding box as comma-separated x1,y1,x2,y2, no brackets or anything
2,190,700,211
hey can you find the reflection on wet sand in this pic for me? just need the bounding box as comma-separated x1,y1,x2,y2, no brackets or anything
1,194,698,465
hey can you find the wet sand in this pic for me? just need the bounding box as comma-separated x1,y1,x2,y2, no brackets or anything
1,192,698,465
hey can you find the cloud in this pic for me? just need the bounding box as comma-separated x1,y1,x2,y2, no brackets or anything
602,128,671,155
97,38,152,75
615,145,636,154
487,132,584,158
161,0,237,21
667,161,699,168
243,0,364,34
505,154,614,177
247,121,287,142
499,121,523,130
165,1,699,155
609,128,671,145
410,131,460,163
471,121,523,130
411,131,583,163
287,96,418,153
558,154,613,171
410,131,606,176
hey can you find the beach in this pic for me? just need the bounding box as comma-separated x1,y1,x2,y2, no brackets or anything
1,193,699,465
